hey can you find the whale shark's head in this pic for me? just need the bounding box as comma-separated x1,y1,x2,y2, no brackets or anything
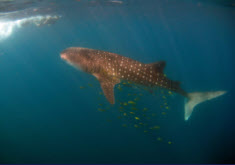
60,47,97,73
61,47,82,64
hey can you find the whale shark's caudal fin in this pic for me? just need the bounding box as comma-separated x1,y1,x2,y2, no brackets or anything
184,91,227,120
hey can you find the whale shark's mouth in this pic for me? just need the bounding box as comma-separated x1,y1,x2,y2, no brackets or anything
60,54,68,60
61,55,82,71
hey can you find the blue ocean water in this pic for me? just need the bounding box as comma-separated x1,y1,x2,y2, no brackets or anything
0,0,234,163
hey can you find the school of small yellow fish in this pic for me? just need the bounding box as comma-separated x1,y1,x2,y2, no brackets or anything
79,80,173,144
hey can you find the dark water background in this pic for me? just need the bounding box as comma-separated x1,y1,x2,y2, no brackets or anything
0,0,234,163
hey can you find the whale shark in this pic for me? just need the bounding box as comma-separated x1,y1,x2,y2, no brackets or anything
60,47,226,120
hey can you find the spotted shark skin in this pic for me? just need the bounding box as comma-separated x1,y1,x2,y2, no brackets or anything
61,47,226,120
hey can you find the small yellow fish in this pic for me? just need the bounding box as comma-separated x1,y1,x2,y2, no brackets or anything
123,102,128,106
134,97,140,101
129,112,135,114
162,112,166,115
98,108,106,112
157,137,162,141
144,130,148,133
152,125,160,130
88,83,93,87
135,117,140,120
168,141,172,144
143,108,148,111
162,96,167,99
128,101,136,104
131,107,138,110
165,106,169,109
168,91,173,95
134,124,139,128
123,112,127,116
80,86,85,89
117,86,123,91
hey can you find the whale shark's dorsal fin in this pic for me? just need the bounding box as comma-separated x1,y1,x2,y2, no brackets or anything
93,73,120,104
147,61,166,73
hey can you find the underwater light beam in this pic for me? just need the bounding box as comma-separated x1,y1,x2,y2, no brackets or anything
0,15,61,41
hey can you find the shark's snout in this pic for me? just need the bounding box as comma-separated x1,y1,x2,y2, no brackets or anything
60,53,68,60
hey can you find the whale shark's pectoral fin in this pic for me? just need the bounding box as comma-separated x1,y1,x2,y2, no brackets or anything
94,74,120,104
100,81,116,104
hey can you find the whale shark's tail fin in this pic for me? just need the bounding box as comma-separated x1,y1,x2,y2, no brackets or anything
184,91,227,120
